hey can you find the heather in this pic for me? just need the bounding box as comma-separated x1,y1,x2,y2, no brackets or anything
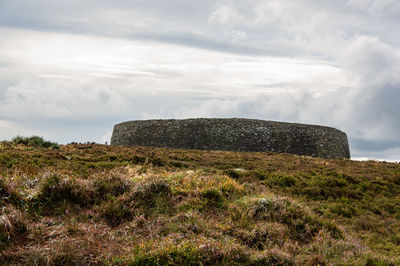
0,141,399,265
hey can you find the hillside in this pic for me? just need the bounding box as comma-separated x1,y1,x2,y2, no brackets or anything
1,141,400,265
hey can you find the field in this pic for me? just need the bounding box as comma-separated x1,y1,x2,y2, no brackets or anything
1,140,400,265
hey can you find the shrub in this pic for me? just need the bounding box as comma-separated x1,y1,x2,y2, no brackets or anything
34,175,93,212
0,178,11,202
11,136,59,149
103,196,132,227
365,257,395,266
131,178,171,204
202,189,224,208
129,240,251,265
223,169,242,179
298,176,353,200
248,197,341,242
93,174,131,201
252,250,294,266
0,206,28,250
353,215,378,231
328,203,358,218
132,155,146,164
129,178,172,216
306,254,326,266
0,178,20,206
275,175,297,187
102,178,172,226
0,155,15,168
234,222,289,250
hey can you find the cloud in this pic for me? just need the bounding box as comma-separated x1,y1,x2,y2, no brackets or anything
0,28,345,143
0,0,390,58
339,35,400,142
0,1,400,161
346,0,400,17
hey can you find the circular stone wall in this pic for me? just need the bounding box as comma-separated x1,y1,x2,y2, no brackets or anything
110,118,350,159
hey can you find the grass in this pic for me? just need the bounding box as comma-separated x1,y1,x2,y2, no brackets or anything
0,141,399,264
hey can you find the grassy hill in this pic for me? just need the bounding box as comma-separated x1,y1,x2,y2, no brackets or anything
1,140,400,265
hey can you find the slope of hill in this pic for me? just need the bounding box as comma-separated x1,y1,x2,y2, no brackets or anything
1,142,399,265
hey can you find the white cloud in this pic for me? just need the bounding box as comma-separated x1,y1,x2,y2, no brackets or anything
0,28,345,142
208,6,238,25
1,1,400,160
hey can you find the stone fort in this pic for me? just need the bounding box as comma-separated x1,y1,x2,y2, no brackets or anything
110,118,350,159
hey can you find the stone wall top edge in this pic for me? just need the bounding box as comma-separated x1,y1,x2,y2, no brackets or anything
113,118,347,135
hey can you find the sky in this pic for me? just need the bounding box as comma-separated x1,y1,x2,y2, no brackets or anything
0,0,399,161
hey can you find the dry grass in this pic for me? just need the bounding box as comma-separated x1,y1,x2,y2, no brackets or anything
0,143,399,264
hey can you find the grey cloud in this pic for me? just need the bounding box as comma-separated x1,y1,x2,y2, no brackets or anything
350,138,400,152
130,31,288,56
1,1,400,161
1,0,398,59
338,36,400,141
0,6,293,57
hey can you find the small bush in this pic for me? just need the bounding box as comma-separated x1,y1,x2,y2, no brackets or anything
234,223,289,250
0,206,28,250
132,155,146,164
131,178,171,202
365,257,395,266
0,178,20,206
34,175,93,212
202,189,224,208
93,174,131,201
150,157,165,167
306,254,326,266
0,155,15,168
328,203,358,218
129,240,251,265
249,197,341,242
0,178,11,202
130,179,172,215
223,169,242,179
103,196,132,227
169,161,188,168
275,175,297,187
11,136,59,149
102,178,172,226
354,215,378,231
252,250,294,266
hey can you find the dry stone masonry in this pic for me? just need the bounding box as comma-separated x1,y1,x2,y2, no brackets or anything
110,118,350,159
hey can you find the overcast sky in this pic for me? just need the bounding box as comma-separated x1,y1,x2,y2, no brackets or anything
0,0,399,161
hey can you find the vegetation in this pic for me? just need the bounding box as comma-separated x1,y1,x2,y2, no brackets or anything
0,141,399,264
1,136,60,150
